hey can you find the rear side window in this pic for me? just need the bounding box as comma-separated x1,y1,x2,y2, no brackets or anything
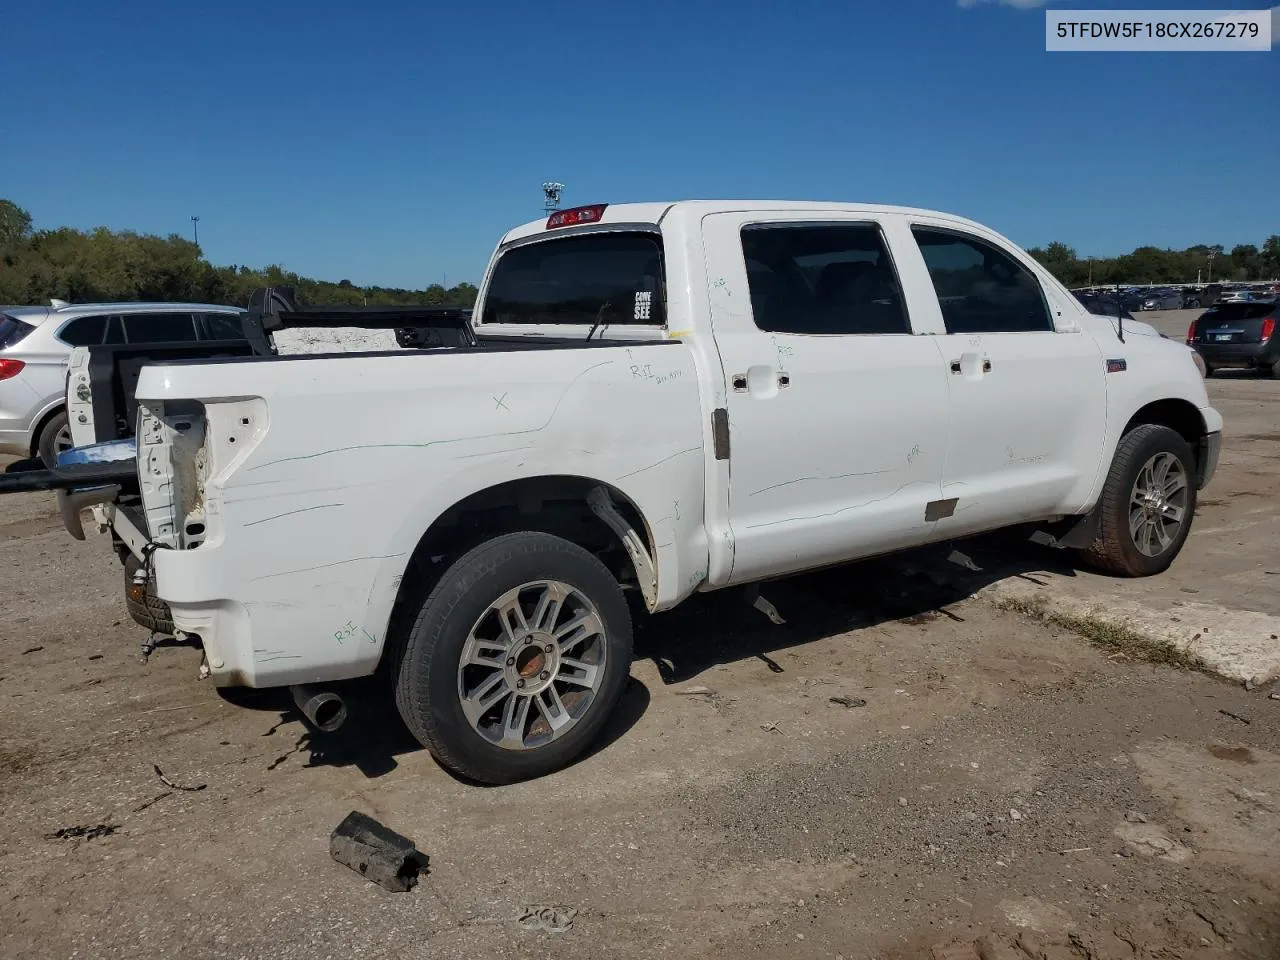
200,312,245,341
482,232,665,326
123,312,198,343
912,228,1053,334
0,314,35,349
57,315,108,347
740,223,910,335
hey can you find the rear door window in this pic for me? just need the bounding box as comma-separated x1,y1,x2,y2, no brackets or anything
122,312,198,343
0,314,35,349
739,222,910,335
482,232,665,327
57,315,108,347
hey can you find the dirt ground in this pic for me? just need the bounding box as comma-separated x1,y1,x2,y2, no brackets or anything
2,308,1278,960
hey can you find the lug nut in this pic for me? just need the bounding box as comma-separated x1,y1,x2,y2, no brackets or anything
506,657,515,666
516,679,525,689
544,643,554,653
540,670,550,681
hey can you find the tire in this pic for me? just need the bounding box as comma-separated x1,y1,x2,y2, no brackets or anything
1077,424,1197,578
36,410,72,468
393,531,633,785
1269,359,1280,379
123,553,175,634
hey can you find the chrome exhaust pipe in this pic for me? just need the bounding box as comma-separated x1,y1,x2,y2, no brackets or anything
290,684,348,732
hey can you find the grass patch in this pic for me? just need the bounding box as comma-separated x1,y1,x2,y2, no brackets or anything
995,595,1207,672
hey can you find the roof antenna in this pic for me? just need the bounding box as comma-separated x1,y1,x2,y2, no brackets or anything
1114,283,1124,343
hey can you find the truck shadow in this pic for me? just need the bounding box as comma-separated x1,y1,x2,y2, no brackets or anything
220,528,1076,781
634,529,1082,685
220,673,652,784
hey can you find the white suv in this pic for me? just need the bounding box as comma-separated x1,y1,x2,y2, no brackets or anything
0,301,245,465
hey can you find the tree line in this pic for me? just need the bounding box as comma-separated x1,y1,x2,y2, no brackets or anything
1027,237,1280,288
2,198,1276,306
0,200,478,308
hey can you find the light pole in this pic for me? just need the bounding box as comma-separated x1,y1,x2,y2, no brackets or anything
1207,250,1216,284
191,216,200,246
542,181,565,216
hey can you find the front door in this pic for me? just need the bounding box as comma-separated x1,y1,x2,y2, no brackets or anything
906,222,1107,536
701,213,951,585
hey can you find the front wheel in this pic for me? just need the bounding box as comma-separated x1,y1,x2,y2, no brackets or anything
1077,424,1197,577
393,531,633,785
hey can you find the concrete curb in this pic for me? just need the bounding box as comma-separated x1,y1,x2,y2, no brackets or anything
975,574,1280,685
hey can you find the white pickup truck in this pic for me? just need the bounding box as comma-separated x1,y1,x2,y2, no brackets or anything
65,200,1222,784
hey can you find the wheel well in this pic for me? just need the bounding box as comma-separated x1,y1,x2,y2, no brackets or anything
378,476,653,674
1123,399,1205,449
28,404,66,457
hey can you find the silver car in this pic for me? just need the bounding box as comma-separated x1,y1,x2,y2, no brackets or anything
0,301,245,465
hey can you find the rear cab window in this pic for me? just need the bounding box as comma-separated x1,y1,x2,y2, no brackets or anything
479,231,666,333
0,314,36,349
1201,302,1275,323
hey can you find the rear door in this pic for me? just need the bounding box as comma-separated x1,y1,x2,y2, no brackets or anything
904,221,1107,534
701,212,950,585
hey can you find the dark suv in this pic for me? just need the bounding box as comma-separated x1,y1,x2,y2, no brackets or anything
1187,297,1279,377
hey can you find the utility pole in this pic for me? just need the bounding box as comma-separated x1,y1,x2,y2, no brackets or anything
191,216,200,246
1207,250,1216,284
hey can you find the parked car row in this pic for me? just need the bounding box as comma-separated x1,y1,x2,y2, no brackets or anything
1071,282,1280,312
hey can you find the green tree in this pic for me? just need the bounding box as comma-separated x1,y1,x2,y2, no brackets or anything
1230,244,1259,280
1261,236,1280,279
0,199,33,245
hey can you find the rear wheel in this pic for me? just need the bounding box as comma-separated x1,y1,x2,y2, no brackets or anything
36,410,72,468
1269,358,1280,379
393,531,633,785
1078,424,1197,577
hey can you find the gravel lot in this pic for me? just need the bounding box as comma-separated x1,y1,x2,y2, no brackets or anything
2,309,1277,960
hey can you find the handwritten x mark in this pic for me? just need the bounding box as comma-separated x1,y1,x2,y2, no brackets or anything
494,393,509,410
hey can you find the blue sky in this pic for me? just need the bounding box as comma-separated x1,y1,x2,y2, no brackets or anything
2,0,1276,288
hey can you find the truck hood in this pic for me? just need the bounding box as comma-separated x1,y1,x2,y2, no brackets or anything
1078,312,1163,341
